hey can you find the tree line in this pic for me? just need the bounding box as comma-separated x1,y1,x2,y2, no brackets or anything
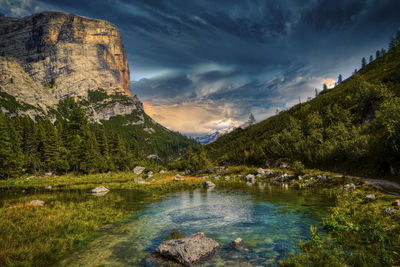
0,99,139,179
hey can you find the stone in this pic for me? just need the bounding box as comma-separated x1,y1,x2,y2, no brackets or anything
147,171,154,178
232,237,244,247
91,186,109,194
44,185,52,190
203,181,216,188
383,207,397,215
174,177,184,181
133,166,145,174
224,176,230,181
134,177,145,184
297,176,302,181
246,174,256,183
159,170,165,174
155,233,219,266
29,200,45,207
213,175,220,180
44,172,54,177
257,168,265,175
97,224,114,232
320,174,328,181
392,200,400,206
343,183,356,191
365,194,376,200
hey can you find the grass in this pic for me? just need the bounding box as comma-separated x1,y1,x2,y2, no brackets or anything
0,171,208,267
0,167,399,266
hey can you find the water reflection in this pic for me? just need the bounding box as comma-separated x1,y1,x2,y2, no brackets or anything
58,185,332,266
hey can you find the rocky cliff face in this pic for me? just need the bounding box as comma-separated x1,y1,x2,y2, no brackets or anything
0,11,130,98
0,12,144,120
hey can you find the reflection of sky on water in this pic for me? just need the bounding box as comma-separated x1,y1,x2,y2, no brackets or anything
61,187,331,266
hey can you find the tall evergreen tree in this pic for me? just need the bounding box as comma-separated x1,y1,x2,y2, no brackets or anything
338,74,343,84
0,114,14,178
361,57,367,69
248,113,256,125
376,50,380,59
369,55,373,63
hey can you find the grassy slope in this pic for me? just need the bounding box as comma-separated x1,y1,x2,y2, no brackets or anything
206,46,400,176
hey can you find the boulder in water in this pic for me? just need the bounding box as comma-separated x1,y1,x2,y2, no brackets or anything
155,232,219,265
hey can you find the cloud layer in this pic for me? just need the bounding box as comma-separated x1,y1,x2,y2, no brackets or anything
2,0,400,135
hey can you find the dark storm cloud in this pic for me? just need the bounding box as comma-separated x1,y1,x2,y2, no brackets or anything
2,0,400,134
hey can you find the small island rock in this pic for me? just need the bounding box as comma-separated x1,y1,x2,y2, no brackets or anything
155,232,219,266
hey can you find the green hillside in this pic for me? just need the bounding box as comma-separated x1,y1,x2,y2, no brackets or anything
0,93,197,178
207,43,400,176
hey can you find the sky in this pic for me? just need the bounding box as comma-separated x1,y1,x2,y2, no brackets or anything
1,0,400,136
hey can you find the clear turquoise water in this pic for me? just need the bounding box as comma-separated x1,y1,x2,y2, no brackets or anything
60,185,332,266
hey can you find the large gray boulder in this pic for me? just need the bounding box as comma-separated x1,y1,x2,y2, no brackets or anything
133,166,145,174
155,233,219,266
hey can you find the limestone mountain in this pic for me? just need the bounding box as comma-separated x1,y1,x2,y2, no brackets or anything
0,11,197,162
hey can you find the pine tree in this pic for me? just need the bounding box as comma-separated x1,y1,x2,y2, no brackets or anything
323,83,328,90
41,120,60,171
108,131,128,171
80,131,100,173
248,113,256,125
376,50,380,59
361,57,367,69
369,55,373,63
0,114,14,178
338,74,343,84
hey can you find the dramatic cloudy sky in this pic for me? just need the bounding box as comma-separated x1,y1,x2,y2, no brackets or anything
2,0,400,136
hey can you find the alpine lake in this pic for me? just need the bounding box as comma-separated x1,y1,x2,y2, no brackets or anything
0,183,334,266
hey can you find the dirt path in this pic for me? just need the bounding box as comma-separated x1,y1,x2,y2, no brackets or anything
332,173,400,195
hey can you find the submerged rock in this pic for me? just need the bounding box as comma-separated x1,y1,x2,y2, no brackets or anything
343,183,356,192
29,200,45,207
203,181,216,188
91,186,109,194
133,166,145,174
155,232,219,266
232,237,244,247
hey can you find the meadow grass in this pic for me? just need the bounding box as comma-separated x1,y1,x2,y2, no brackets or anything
0,169,399,266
